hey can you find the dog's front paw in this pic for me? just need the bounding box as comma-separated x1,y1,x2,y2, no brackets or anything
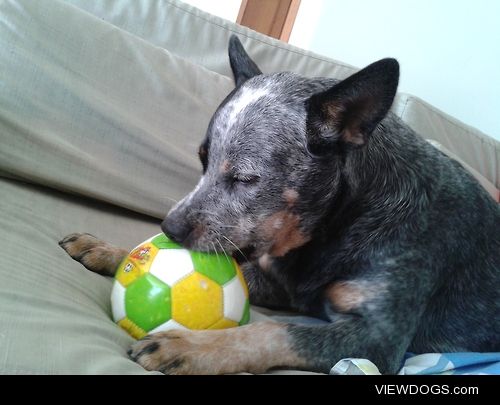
59,233,101,259
128,330,227,375
58,233,127,276
128,322,303,375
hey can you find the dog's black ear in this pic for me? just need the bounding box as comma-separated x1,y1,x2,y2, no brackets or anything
306,58,399,152
228,35,262,87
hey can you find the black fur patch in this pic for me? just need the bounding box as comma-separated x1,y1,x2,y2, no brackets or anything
228,36,262,87
131,341,160,360
159,358,185,374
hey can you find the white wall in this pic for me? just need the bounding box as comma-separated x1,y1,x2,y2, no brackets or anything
289,0,500,140
181,0,241,22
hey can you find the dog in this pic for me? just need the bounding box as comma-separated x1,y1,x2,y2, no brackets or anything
60,35,500,374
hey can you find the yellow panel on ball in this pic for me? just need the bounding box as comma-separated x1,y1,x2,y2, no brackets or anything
115,243,159,287
172,273,223,329
118,317,147,339
208,318,239,330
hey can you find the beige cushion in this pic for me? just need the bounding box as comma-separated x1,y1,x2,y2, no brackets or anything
393,94,500,189
64,0,357,80
0,0,235,219
0,176,162,374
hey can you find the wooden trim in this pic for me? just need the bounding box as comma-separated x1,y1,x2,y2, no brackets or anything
236,0,249,24
279,0,300,42
236,0,301,43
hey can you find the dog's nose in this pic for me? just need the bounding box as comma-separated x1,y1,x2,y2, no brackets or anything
161,217,192,244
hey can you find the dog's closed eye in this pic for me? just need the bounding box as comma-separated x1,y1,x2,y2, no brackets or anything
233,174,260,185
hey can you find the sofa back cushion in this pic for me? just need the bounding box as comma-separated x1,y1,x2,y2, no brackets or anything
67,0,500,190
394,95,500,190
0,0,235,218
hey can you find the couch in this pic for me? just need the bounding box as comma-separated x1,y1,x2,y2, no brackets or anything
0,0,498,374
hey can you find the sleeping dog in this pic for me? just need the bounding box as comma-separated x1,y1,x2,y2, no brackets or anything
60,36,500,374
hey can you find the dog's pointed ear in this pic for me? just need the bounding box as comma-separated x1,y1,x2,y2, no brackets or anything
306,58,399,153
228,35,262,87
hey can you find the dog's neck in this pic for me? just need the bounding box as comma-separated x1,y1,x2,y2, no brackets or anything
251,117,443,288
317,116,443,258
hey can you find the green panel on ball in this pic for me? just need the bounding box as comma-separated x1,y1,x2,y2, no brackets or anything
125,273,171,332
191,251,236,286
151,233,182,249
239,299,250,326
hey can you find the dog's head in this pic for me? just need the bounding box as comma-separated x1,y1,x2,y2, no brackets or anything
163,36,399,261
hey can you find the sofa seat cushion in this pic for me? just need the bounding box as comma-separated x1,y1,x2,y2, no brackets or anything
0,0,234,219
0,177,163,374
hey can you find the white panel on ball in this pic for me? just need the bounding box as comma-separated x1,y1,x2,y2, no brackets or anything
223,276,246,322
150,319,188,334
111,282,126,322
149,249,194,286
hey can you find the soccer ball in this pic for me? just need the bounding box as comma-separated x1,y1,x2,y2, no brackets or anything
111,233,250,339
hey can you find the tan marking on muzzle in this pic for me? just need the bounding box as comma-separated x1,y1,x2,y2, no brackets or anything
261,211,310,257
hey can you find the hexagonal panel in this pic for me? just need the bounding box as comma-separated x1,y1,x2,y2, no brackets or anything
222,276,247,322
125,273,172,332
239,299,250,326
191,251,236,285
129,243,158,267
150,319,188,334
209,318,238,330
115,243,159,287
111,281,126,322
235,263,249,298
172,272,222,329
118,317,147,339
115,261,141,288
151,233,182,249
149,249,194,286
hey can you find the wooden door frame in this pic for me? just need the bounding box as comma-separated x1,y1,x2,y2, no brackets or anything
236,0,301,42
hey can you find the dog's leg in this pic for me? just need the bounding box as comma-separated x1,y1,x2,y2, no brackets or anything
130,263,431,374
128,321,309,374
59,233,128,276
129,315,406,374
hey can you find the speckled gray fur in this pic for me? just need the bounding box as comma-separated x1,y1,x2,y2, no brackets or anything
161,36,500,374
